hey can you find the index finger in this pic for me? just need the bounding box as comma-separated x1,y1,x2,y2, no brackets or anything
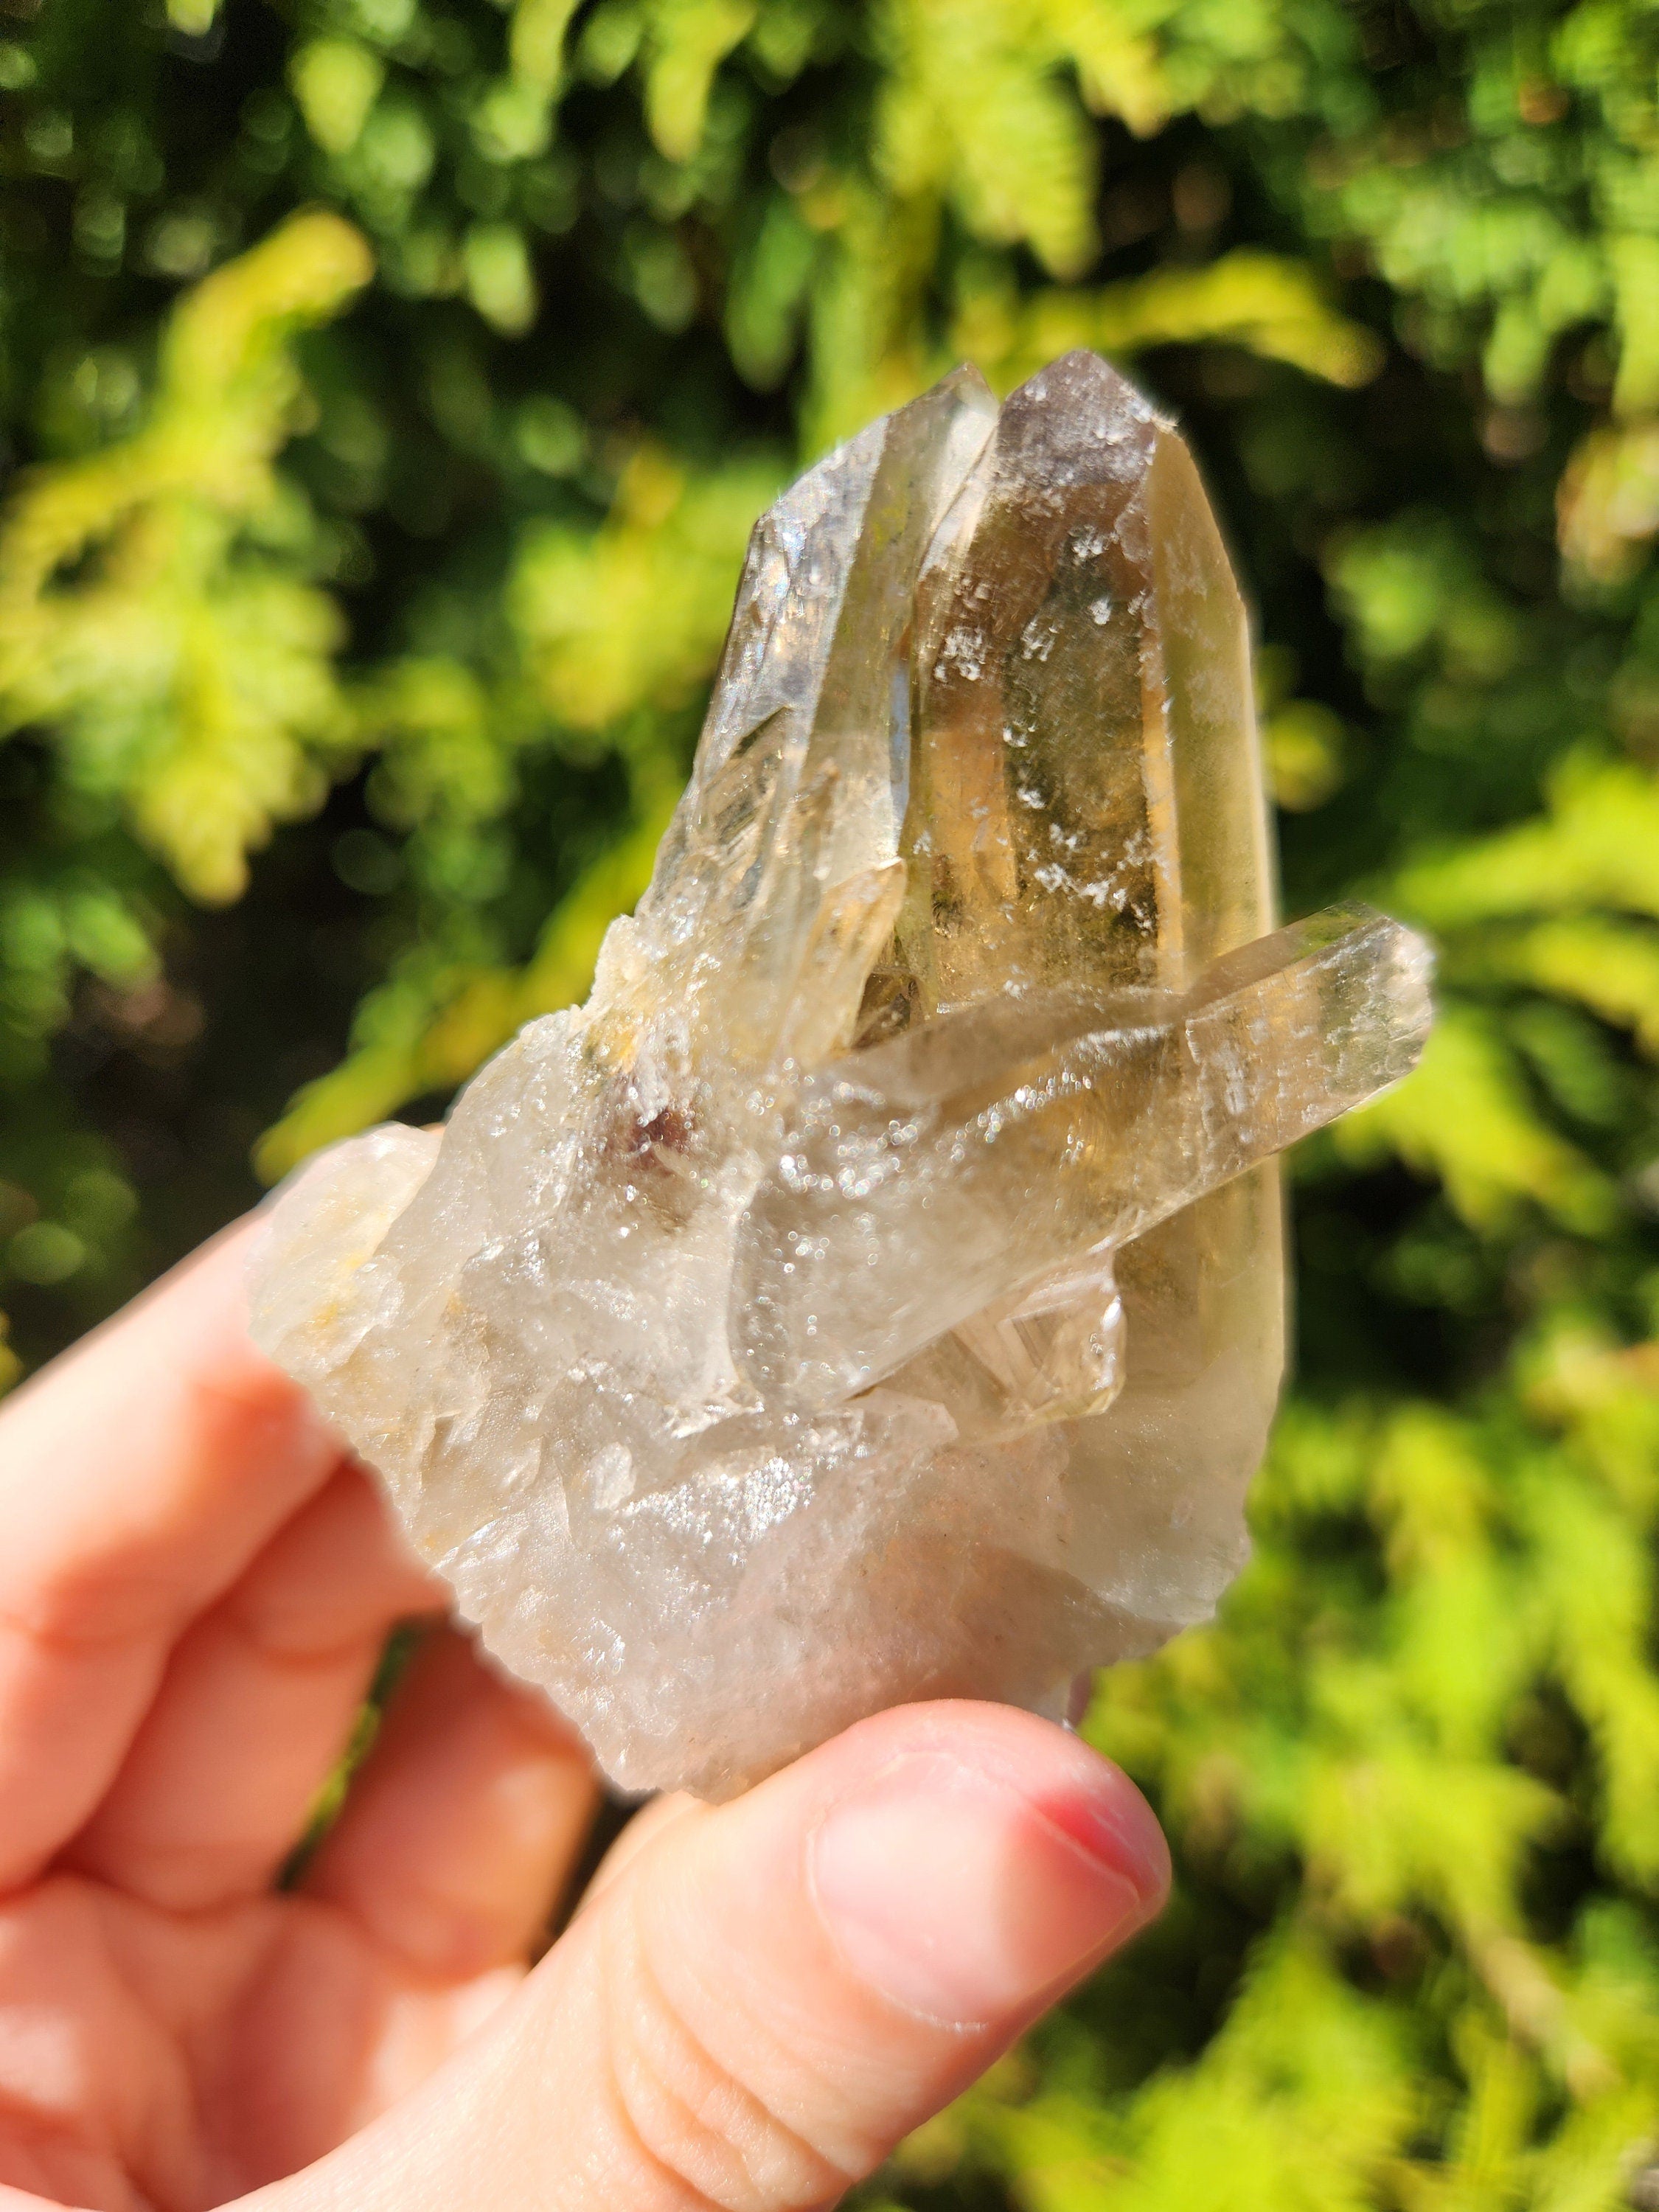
0,1220,348,1886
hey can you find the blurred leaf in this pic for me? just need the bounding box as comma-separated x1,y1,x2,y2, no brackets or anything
1337,1008,1619,1236
963,252,1385,393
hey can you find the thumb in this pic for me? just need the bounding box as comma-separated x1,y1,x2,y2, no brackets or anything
256,1700,1168,2212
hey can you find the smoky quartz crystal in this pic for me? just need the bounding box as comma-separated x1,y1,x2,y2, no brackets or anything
250,353,1433,1797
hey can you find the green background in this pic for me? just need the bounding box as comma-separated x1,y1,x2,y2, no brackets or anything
5,0,1659,2199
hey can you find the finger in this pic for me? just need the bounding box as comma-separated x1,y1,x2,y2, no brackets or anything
259,1701,1168,2212
0,1224,347,1887
571,1792,700,1918
67,1465,442,1910
305,1628,599,1977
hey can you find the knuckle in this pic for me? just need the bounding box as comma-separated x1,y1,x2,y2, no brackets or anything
0,1571,173,1658
597,1885,855,2212
218,1578,378,1667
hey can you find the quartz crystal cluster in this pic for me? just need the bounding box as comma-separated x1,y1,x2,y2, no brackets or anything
250,352,1433,1798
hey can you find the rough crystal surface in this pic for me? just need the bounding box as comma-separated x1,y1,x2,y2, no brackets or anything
249,353,1433,1798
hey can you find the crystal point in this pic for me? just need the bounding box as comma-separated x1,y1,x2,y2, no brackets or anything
249,357,1433,1799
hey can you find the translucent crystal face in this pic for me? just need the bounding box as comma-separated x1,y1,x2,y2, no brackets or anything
249,352,1433,1799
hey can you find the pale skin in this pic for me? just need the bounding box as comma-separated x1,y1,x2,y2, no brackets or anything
0,1224,1170,2212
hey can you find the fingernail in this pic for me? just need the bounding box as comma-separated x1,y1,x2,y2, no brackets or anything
810,1747,1167,2028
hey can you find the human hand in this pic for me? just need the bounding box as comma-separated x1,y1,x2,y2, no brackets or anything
0,1225,1168,2212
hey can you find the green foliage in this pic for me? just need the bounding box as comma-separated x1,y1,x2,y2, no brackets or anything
5,0,1659,2202
0,210,372,903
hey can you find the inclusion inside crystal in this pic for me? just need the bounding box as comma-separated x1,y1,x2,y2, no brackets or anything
248,352,1433,1799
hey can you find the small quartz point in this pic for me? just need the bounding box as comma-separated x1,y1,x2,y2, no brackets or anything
249,354,1433,1799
